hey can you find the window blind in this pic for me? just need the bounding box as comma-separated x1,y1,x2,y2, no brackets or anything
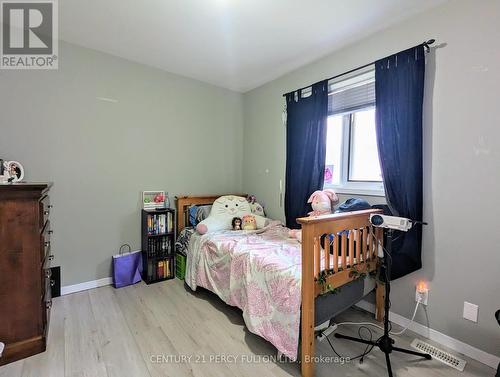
328,70,375,115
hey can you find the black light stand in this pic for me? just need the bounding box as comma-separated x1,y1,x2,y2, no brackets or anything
334,228,431,377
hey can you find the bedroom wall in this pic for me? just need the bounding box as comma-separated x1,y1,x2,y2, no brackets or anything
0,41,244,286
242,0,500,358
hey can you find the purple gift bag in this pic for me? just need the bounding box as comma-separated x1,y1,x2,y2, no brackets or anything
113,244,142,288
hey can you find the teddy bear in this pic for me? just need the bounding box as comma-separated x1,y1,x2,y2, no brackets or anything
289,189,339,241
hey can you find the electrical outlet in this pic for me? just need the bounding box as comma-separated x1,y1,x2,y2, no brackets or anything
415,283,429,305
463,302,478,322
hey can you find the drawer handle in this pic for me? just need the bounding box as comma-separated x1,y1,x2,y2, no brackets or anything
48,230,54,235
43,210,50,216
46,301,52,309
44,241,51,248
48,254,54,261
50,279,55,287
48,205,53,209
45,270,52,278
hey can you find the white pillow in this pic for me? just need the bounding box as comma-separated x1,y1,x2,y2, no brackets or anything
196,195,267,234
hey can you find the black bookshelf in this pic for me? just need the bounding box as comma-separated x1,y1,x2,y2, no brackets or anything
141,208,176,284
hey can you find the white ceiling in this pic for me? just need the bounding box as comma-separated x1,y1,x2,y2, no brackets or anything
60,0,446,92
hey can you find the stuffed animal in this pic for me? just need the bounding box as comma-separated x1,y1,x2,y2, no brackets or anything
289,189,339,241
247,195,266,217
307,189,339,216
196,195,268,234
242,215,257,230
232,217,242,230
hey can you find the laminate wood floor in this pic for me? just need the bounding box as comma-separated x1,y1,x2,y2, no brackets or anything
0,279,494,377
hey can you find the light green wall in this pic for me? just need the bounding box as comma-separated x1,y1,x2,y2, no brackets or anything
0,41,244,286
242,0,500,358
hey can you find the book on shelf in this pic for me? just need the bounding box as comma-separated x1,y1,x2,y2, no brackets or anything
150,259,171,280
147,212,174,235
167,212,172,233
157,261,164,279
147,237,172,258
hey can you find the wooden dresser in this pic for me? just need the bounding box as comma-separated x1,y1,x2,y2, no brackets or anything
0,183,53,365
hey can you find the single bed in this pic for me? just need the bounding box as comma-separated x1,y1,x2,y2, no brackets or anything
176,195,384,377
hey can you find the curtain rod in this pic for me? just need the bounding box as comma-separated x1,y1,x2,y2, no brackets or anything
282,39,435,97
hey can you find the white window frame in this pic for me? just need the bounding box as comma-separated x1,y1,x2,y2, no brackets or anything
324,107,385,197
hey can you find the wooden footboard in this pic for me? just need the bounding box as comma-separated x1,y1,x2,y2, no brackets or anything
297,209,384,377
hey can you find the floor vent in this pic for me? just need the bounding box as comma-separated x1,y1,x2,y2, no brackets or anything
411,338,466,371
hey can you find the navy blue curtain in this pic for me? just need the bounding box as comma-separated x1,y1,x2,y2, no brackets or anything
285,81,328,228
375,46,425,279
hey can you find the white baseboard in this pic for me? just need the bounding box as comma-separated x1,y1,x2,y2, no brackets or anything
61,277,113,295
355,300,500,370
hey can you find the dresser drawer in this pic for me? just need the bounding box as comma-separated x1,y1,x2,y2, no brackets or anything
39,195,51,228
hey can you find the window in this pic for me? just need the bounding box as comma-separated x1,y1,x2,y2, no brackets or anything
323,69,384,195
348,108,381,182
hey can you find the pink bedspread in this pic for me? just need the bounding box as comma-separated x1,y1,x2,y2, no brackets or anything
185,224,302,359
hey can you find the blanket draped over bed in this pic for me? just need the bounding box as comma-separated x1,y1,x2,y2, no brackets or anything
186,223,302,359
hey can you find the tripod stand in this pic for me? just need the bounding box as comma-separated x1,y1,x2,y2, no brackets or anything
334,229,431,377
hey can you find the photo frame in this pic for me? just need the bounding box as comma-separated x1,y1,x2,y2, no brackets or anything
142,191,167,209
0,160,24,183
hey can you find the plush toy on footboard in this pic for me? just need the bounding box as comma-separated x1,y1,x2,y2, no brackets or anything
196,195,268,234
289,189,339,242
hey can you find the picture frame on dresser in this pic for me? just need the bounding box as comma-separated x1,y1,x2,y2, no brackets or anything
0,183,54,365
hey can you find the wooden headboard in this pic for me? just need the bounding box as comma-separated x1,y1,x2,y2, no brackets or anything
175,194,245,234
